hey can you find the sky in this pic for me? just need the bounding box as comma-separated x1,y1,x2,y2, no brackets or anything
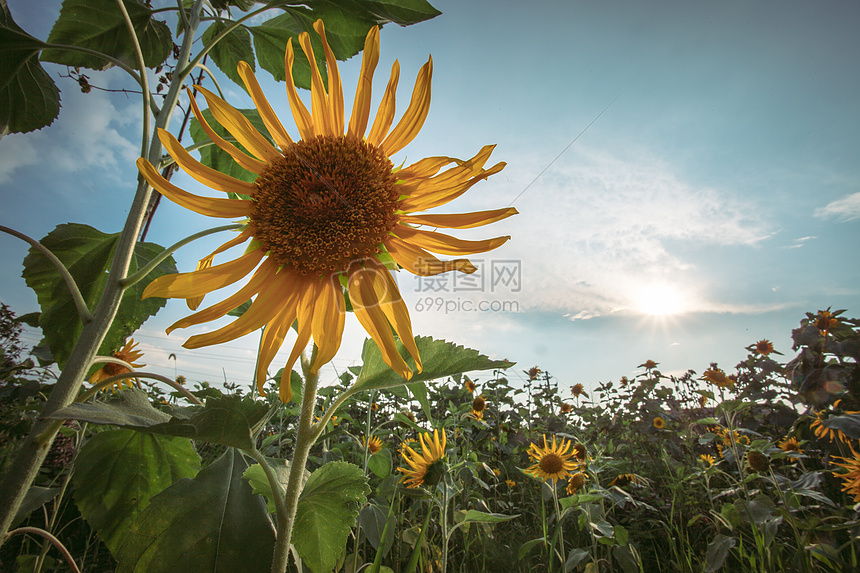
1,0,859,397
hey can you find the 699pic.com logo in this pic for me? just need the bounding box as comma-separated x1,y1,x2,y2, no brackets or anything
411,258,522,314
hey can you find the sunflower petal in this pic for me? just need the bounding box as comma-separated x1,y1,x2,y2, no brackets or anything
284,40,315,140
187,88,268,174
280,281,316,402
394,225,510,256
137,158,251,218
311,275,346,373
314,20,344,136
143,249,264,300
400,207,518,229
151,134,257,196
348,26,380,139
385,236,477,276
237,61,293,150
186,229,253,310
366,61,400,146
380,57,432,156
167,259,276,334
396,155,456,181
255,289,302,397
194,86,281,163
400,161,506,212
298,31,332,137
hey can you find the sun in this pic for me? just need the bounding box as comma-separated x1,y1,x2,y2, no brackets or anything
633,283,687,316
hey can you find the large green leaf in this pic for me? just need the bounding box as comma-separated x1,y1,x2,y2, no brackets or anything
352,335,514,393
242,457,310,514
40,0,171,70
21,223,176,367
200,20,254,89
116,448,274,573
294,461,370,573
353,0,441,25
188,107,272,185
73,429,200,555
0,0,60,135
46,388,171,427
249,11,325,90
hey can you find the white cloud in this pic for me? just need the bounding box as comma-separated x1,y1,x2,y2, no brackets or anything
814,192,860,222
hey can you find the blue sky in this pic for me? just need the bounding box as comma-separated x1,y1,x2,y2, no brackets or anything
1,0,858,395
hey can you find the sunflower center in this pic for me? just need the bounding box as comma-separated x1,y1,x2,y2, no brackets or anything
101,362,130,377
251,135,399,276
539,453,564,474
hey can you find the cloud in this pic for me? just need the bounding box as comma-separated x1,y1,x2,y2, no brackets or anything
0,83,138,184
814,192,860,222
494,146,773,317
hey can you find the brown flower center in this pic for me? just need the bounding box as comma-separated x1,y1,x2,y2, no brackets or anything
251,135,399,276
101,362,130,377
472,396,486,412
539,453,563,474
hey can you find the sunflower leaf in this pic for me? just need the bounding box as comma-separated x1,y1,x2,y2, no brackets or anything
242,457,310,514
355,0,442,25
45,388,171,427
200,19,254,90
188,107,272,184
21,223,176,368
293,461,370,573
352,336,514,393
0,1,60,135
116,448,274,573
249,11,326,90
72,428,200,555
40,0,171,70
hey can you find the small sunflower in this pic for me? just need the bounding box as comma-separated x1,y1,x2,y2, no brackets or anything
699,454,715,467
364,435,383,454
778,436,803,461
609,474,641,488
572,442,587,461
754,339,774,356
641,360,658,370
698,395,708,408
619,376,630,388
571,383,588,398
89,339,145,392
560,403,572,414
815,310,840,335
566,472,587,495
464,379,476,394
371,402,379,411
469,409,484,420
491,468,501,476
472,394,487,413
138,20,514,403
527,366,541,380
811,410,852,444
702,368,735,390
505,479,517,488
831,443,860,503
397,429,447,488
653,417,666,429
746,451,770,473
525,434,579,484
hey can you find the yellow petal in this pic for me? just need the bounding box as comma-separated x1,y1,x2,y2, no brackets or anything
137,158,251,218
396,155,454,180
187,87,268,174
237,61,294,151
143,249,264,300
255,282,302,398
314,20,344,136
151,134,257,197
194,86,281,163
168,259,276,334
279,281,317,402
185,255,213,311
385,236,477,276
380,57,432,156
366,61,400,146
347,26,380,139
394,225,511,256
399,207,518,229
185,229,253,311
183,270,297,348
298,31,332,137
311,275,346,373
400,161,505,212
284,40,315,141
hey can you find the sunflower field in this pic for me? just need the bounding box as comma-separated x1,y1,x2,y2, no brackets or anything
1,0,859,572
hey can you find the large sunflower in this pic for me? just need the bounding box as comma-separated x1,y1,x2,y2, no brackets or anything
397,429,447,488
525,434,579,484
138,21,515,402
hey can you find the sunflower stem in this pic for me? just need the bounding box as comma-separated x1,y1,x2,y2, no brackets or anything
114,0,152,160
271,349,320,573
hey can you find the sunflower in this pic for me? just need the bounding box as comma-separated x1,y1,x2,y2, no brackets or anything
831,443,860,503
571,383,587,398
754,339,774,356
699,454,715,467
397,429,447,488
364,435,383,454
89,339,145,392
472,394,487,413
469,409,484,420
491,468,501,476
505,479,517,488
811,410,852,444
609,474,641,488
698,395,708,408
746,450,770,473
464,379,476,394
641,360,658,370
815,310,839,335
560,403,572,414
566,472,587,495
527,366,541,380
702,368,735,390
572,443,587,461
653,417,666,429
138,21,514,403
525,434,579,484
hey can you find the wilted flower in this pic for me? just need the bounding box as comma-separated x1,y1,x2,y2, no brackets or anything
527,366,542,380
89,339,145,392
566,472,587,495
698,395,708,408
641,360,658,370
472,395,487,413
572,443,587,461
815,310,839,334
746,451,770,473
609,474,641,488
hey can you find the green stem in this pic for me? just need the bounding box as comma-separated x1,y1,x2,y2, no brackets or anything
115,0,151,159
5,527,81,573
404,509,432,573
120,223,244,287
271,349,320,573
440,484,450,573
0,225,93,324
73,371,204,407
193,63,226,99
248,447,288,532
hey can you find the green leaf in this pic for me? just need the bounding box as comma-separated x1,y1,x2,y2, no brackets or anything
367,448,391,478
201,20,254,89
613,524,628,546
249,11,324,89
12,486,61,528
518,537,545,561
116,448,274,573
821,413,860,439
612,545,638,573
188,107,272,184
559,493,608,510
242,457,309,514
565,548,591,571
460,510,518,524
41,0,171,70
407,381,433,424
73,429,200,555
46,388,171,426
21,223,177,368
0,0,60,134
352,335,514,394
294,461,370,573
354,0,441,25
358,502,395,555
704,534,736,573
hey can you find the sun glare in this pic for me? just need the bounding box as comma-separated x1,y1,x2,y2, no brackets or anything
634,284,687,316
